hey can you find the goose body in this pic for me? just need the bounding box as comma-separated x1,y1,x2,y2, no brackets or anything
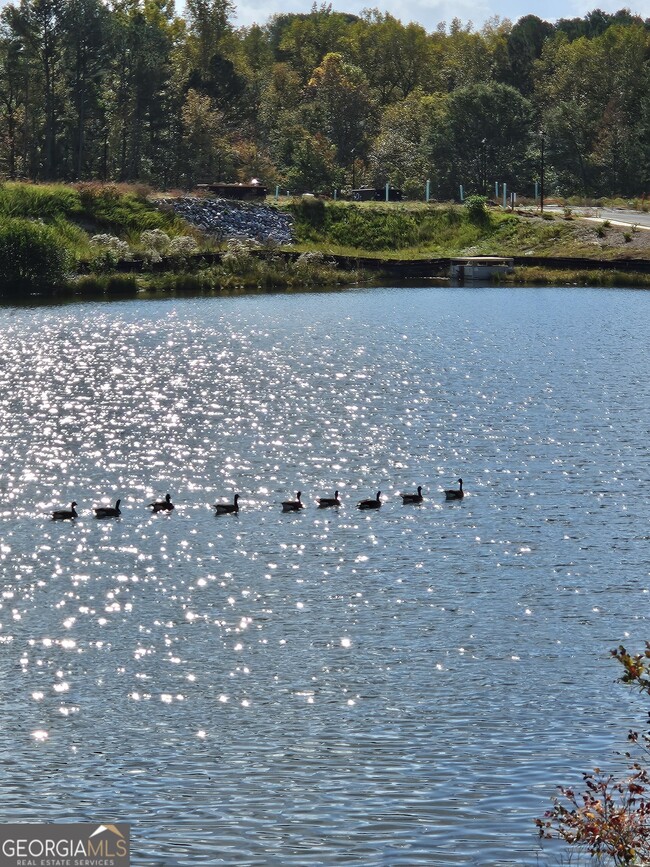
358,491,381,510
444,479,464,501
214,494,240,515
94,499,121,518
150,493,174,513
401,486,423,504
318,490,341,508
52,501,78,521
282,491,304,512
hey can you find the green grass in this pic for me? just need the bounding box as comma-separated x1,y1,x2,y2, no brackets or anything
282,199,607,259
3,184,648,295
507,266,650,288
285,199,512,255
0,181,187,260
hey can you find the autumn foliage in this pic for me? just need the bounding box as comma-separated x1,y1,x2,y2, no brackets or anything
538,644,650,865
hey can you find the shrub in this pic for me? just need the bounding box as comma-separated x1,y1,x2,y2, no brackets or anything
295,196,326,230
463,195,489,225
538,643,650,865
90,233,131,271
295,251,328,283
0,217,72,290
221,239,260,275
106,275,138,292
168,235,198,257
140,229,171,254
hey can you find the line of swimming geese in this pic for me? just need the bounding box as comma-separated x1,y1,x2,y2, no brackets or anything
51,480,465,520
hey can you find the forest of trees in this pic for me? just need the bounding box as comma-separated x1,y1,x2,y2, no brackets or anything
0,0,648,198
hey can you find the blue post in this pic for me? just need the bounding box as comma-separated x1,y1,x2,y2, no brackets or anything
534,181,538,201
502,182,507,209
495,181,499,198
385,182,390,202
334,189,337,200
275,185,279,201
426,179,430,203
460,185,464,202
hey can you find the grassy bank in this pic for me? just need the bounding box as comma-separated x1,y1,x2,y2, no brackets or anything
1,182,649,295
287,197,511,256
0,182,355,294
68,252,361,297
284,196,650,261
0,181,186,256
506,266,650,289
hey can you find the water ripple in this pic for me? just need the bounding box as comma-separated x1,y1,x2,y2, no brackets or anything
0,286,648,864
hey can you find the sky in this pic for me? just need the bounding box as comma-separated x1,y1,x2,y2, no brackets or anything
233,0,650,31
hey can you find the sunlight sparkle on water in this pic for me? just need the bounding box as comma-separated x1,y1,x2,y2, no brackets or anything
0,288,648,866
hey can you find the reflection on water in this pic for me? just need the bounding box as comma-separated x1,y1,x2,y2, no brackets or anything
0,285,649,865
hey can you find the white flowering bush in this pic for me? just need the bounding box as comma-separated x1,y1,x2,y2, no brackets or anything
294,251,335,284
168,235,198,258
90,233,130,271
221,239,260,274
140,229,170,254
295,251,325,270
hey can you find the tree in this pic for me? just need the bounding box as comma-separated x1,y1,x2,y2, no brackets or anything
347,12,437,105
10,0,66,179
185,0,233,75
0,23,29,178
304,51,373,166
107,0,181,183
369,90,439,196
443,21,497,90
504,14,554,95
284,130,342,192
274,4,352,82
535,24,650,196
61,0,111,178
180,88,230,184
435,82,533,197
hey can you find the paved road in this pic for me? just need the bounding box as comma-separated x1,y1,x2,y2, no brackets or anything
543,204,650,230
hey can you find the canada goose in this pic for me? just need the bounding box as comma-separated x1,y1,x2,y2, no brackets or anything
52,501,78,520
150,493,174,512
94,499,121,518
318,490,341,508
358,491,381,510
402,486,423,504
282,491,304,512
444,479,464,500
214,494,240,515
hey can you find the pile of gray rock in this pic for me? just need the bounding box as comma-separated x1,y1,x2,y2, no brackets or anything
160,197,294,245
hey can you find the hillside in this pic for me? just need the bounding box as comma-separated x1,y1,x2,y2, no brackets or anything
1,183,649,293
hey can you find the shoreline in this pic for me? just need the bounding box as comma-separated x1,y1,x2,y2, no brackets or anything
3,182,650,297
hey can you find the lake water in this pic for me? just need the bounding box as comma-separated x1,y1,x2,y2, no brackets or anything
0,285,648,865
